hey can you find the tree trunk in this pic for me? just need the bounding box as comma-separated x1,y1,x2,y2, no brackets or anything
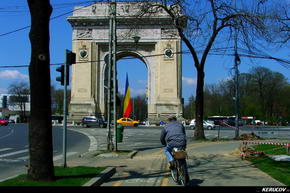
194,68,206,140
27,0,54,181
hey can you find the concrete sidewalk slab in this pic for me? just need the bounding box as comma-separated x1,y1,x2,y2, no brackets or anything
83,167,116,186
66,139,287,186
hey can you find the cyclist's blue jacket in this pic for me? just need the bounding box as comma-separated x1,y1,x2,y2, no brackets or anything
160,120,187,148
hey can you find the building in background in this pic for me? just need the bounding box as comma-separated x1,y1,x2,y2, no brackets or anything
0,94,30,122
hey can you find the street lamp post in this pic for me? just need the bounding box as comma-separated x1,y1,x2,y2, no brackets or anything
107,0,117,151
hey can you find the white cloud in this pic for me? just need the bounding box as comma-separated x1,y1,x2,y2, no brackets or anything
0,70,28,81
218,76,233,83
137,80,147,85
182,76,197,86
129,88,146,97
0,87,8,94
135,89,146,95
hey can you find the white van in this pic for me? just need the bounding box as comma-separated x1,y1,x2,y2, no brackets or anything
189,119,216,130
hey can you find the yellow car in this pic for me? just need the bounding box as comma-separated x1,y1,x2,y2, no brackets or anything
117,118,139,127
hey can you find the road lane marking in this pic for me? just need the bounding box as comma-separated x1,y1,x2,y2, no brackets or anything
53,152,78,161
68,129,98,152
112,180,124,186
17,155,29,160
161,177,169,186
0,148,12,152
16,152,78,161
0,149,28,158
0,158,26,163
0,128,14,140
17,150,58,160
111,171,129,186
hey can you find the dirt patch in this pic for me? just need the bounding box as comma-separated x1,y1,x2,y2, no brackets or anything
236,132,263,140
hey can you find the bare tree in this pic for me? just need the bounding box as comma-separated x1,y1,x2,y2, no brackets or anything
134,0,276,139
258,0,290,44
8,82,30,122
27,0,54,181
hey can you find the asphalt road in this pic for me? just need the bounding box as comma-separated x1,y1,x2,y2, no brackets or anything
0,123,90,181
69,124,290,154
1,123,289,183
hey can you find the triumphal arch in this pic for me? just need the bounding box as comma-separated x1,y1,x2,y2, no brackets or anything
67,2,186,124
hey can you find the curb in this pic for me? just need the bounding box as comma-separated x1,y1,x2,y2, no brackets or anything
127,150,138,159
82,167,116,186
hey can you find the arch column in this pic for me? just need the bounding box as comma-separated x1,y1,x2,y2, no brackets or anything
69,40,98,121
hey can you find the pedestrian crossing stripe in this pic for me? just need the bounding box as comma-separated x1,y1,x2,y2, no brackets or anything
17,152,78,161
0,149,28,158
0,148,13,152
0,148,78,162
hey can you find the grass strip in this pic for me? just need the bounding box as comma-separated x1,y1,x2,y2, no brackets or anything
252,144,287,155
0,166,106,186
246,144,290,186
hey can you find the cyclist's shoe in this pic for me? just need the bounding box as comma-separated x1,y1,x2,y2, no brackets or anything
168,161,175,170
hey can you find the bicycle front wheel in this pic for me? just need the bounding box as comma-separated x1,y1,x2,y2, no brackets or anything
170,161,178,183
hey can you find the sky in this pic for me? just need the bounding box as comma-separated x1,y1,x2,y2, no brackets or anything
0,0,289,105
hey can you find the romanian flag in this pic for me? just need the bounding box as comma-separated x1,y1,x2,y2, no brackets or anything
123,74,132,118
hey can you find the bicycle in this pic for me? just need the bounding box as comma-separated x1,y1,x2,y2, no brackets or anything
170,147,189,186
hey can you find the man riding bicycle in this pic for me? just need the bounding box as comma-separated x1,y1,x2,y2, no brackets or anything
160,115,189,182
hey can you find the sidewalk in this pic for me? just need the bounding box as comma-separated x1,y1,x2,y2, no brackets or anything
65,139,286,186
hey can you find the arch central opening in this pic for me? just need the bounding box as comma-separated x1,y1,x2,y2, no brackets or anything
104,51,148,123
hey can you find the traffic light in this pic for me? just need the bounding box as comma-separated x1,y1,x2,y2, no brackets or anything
66,50,76,65
56,50,76,86
56,65,65,86
65,65,69,85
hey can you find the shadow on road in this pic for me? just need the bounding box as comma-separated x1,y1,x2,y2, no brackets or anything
187,178,204,186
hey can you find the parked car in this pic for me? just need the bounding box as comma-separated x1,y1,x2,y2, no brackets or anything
117,117,139,127
81,116,107,128
0,118,9,126
51,115,63,124
189,119,215,130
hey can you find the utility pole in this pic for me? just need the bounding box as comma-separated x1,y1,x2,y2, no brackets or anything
107,0,117,151
233,0,240,139
62,50,68,168
234,50,241,138
112,0,117,152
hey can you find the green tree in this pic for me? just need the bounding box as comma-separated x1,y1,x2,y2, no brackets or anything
248,67,288,121
51,85,71,115
133,95,147,121
183,95,195,120
204,66,290,124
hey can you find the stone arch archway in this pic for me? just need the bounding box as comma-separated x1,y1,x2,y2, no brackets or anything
101,50,150,120
67,2,185,124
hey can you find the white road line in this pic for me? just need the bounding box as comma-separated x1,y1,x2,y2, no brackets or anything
53,152,78,161
0,149,28,158
17,155,29,160
0,128,14,140
69,129,98,152
0,148,13,152
17,152,78,161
